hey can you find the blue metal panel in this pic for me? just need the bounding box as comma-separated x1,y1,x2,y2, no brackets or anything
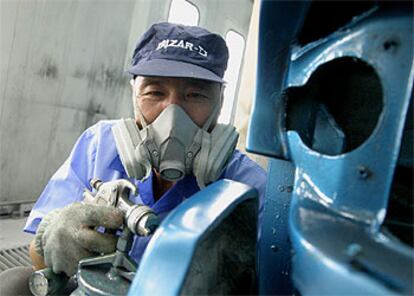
128,179,258,296
286,9,414,295
258,158,295,295
290,198,413,295
246,0,309,158
287,10,413,225
249,0,413,294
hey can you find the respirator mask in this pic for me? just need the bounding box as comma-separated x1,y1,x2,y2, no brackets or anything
112,103,238,188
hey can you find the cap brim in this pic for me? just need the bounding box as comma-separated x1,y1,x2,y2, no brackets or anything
127,59,225,83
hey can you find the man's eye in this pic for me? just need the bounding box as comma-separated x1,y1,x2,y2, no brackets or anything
142,91,164,98
187,92,208,100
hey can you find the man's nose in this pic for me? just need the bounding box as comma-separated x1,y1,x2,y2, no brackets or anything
165,90,184,107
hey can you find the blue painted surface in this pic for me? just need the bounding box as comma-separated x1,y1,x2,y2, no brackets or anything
258,158,295,295
249,1,413,295
287,9,413,226
289,198,413,295
286,9,414,296
246,0,309,158
128,179,258,296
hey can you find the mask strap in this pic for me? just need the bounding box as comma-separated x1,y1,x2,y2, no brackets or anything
134,87,149,129
202,87,223,131
137,107,148,129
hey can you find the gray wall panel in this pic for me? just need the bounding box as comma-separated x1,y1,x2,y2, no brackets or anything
1,101,55,202
0,0,18,111
43,107,92,185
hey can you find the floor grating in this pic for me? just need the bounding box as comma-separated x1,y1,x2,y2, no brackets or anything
0,245,31,272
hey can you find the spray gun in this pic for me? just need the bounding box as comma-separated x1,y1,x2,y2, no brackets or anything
29,178,159,296
83,178,159,236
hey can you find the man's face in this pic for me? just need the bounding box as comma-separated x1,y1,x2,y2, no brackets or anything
131,76,222,128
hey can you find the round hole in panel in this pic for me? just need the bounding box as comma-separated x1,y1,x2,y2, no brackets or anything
285,57,383,156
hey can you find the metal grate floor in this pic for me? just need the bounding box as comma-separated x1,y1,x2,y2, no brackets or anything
0,245,31,272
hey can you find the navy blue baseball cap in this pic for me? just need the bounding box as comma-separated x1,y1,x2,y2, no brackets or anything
127,22,229,83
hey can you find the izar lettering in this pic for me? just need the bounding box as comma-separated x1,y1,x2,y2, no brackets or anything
156,39,208,57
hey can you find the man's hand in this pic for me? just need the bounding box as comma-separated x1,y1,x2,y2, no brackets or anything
33,203,123,276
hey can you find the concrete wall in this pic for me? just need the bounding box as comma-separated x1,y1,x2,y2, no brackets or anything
0,0,253,206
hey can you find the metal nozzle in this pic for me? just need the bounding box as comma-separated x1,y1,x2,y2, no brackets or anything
126,205,160,236
90,178,103,190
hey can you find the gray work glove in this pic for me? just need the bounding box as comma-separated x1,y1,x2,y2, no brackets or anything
34,202,123,276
